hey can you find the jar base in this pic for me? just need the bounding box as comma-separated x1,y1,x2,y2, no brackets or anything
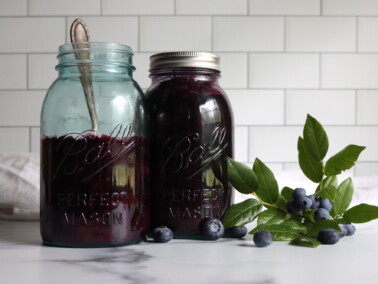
42,239,142,248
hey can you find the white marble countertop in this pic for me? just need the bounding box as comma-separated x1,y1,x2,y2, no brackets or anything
0,220,377,284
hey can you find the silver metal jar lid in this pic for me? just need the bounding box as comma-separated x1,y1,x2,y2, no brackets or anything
149,51,220,71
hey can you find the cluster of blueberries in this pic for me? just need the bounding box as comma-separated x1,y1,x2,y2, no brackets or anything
151,218,272,247
287,187,356,245
150,187,356,246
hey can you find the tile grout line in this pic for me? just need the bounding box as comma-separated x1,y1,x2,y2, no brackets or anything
137,16,141,52
320,0,323,16
355,89,358,125
28,126,32,152
356,16,359,52
283,89,287,125
247,126,250,163
211,16,214,52
100,0,103,16
319,53,322,89
27,0,30,16
26,53,29,90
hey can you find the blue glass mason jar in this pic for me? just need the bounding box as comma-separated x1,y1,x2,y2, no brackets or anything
145,52,234,238
40,42,149,247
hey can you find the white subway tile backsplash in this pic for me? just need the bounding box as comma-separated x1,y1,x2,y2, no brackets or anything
249,0,320,15
67,17,138,50
140,17,211,52
323,0,378,15
355,163,378,176
218,53,248,88
357,91,378,124
0,128,29,153
249,54,319,88
227,90,284,125
358,17,378,52
0,0,27,16
322,54,378,88
176,0,247,15
0,55,26,89
213,17,284,52
0,18,65,53
103,0,174,15
29,0,101,16
133,53,152,89
31,127,40,153
286,17,356,52
0,0,376,175
0,91,45,126
326,127,378,161
234,127,249,162
249,126,302,162
286,90,356,125
28,54,58,90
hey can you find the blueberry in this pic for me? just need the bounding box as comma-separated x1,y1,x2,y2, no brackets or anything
151,226,173,243
287,200,302,216
293,188,307,199
318,229,340,245
318,198,332,212
225,226,248,238
295,195,312,210
307,195,320,209
253,231,273,247
339,224,347,238
199,218,225,240
314,208,331,221
345,224,356,236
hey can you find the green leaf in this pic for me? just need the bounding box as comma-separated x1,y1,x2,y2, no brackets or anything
307,219,342,236
324,145,366,176
281,187,294,201
315,176,338,193
343,203,378,224
303,210,315,223
298,137,324,183
222,199,262,228
290,236,321,248
257,208,289,226
331,178,354,217
253,158,279,204
315,185,337,201
250,223,305,241
227,157,258,194
274,195,288,211
303,114,329,161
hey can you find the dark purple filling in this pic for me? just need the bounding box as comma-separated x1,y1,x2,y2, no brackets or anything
40,132,149,246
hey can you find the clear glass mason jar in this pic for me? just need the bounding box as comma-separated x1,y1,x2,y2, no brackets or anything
40,42,149,247
145,52,234,238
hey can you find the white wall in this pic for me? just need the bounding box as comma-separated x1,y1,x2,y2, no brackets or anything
1,0,378,176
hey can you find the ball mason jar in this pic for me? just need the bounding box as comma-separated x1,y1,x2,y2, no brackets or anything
145,52,234,238
40,42,149,247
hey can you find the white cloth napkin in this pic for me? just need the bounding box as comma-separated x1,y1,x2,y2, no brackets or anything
0,153,39,220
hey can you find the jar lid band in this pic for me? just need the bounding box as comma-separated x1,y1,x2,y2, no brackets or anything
149,51,220,71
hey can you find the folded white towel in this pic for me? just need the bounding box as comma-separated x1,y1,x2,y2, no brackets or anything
0,153,39,220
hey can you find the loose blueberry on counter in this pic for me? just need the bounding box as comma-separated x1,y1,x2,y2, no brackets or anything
318,229,340,245
253,231,273,247
293,187,306,199
307,194,320,209
224,226,248,238
199,218,225,240
339,224,348,238
287,200,302,216
345,224,356,236
314,208,331,221
151,226,173,243
295,195,312,210
318,197,332,211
